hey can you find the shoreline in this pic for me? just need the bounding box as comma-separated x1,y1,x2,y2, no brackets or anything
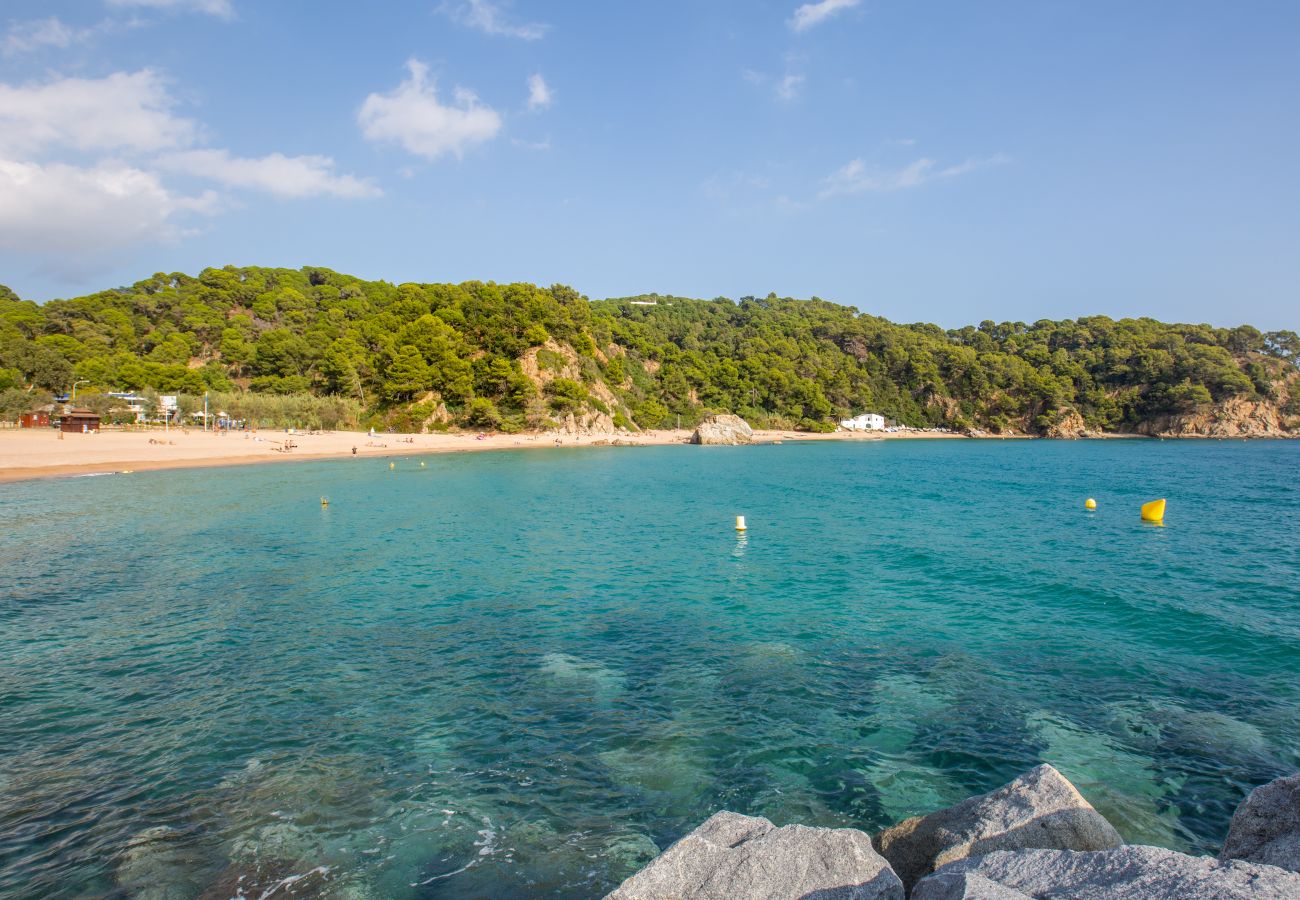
0,425,1282,485
0,427,954,484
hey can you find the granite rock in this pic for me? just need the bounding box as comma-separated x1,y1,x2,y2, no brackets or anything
606,810,903,899
690,414,754,445
872,764,1122,891
1221,772,1300,873
911,846,1300,899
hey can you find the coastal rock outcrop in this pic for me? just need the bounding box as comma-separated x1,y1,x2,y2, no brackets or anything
872,764,1122,891
605,810,903,899
558,409,617,436
690,414,754,445
1220,773,1300,873
1043,409,1088,439
1131,396,1293,438
910,846,1300,899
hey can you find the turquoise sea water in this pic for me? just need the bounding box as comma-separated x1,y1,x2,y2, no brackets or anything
2,440,1299,897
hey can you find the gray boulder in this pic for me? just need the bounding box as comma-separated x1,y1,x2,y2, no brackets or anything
872,764,1122,891
1221,772,1300,873
911,846,1300,899
690,414,754,445
605,810,903,899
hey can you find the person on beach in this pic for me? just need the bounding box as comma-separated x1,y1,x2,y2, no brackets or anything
352,446,357,456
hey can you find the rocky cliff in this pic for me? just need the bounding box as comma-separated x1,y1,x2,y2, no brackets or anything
1128,396,1297,438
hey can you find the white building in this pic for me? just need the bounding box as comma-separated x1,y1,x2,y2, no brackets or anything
840,413,886,431
108,392,149,423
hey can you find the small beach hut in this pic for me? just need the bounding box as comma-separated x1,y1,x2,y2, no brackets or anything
19,408,51,428
59,408,101,433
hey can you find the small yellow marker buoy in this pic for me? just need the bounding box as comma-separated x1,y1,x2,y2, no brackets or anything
1140,498,1166,523
735,515,747,532
1085,498,1097,510
320,496,329,508
389,461,395,470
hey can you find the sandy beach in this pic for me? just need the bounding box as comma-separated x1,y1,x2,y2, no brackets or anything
0,426,970,483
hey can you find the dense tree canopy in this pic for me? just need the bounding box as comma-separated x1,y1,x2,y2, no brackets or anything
0,267,1295,433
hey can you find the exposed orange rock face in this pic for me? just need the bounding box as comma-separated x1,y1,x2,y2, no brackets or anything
1132,396,1295,438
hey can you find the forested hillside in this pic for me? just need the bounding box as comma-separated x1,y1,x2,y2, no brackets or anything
1,266,1296,435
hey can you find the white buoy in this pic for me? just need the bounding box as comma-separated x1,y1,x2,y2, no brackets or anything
735,515,747,532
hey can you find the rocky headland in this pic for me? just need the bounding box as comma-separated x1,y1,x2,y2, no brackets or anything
606,766,1300,899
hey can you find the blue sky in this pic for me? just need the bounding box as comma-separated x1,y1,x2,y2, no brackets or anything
0,0,1296,329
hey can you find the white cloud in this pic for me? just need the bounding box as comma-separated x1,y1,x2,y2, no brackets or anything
0,69,197,155
358,59,502,161
789,0,861,32
0,65,377,274
526,73,552,111
105,0,234,19
157,149,381,198
2,17,88,55
819,155,1008,198
440,0,548,40
0,157,214,265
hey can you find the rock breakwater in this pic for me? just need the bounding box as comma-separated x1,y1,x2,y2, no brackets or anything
607,766,1300,899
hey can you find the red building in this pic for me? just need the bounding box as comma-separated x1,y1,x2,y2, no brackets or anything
19,411,51,428
59,408,101,433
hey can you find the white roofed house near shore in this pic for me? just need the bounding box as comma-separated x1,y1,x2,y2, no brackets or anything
840,413,886,431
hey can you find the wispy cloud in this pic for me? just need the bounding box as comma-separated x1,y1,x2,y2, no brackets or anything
702,171,771,202
157,149,380,198
819,154,1008,198
526,73,552,111
743,55,806,103
440,0,548,40
776,73,805,102
789,0,861,32
358,59,503,161
2,17,90,56
512,136,550,151
106,0,235,20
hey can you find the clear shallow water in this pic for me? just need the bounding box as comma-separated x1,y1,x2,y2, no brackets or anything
2,440,1298,898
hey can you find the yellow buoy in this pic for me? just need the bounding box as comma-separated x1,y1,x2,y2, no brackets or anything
389,461,395,470
1085,498,1097,510
420,461,426,467
1140,498,1166,523
735,515,748,532
320,497,329,507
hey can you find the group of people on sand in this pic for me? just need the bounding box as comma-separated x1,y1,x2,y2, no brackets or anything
147,438,176,446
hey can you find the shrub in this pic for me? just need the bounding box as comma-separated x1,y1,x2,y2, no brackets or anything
464,397,502,428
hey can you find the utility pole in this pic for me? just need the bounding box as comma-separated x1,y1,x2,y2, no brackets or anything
203,392,209,432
